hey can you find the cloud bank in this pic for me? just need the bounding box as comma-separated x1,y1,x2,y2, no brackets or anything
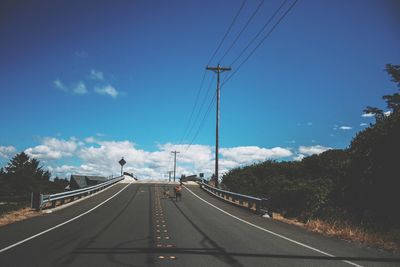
0,137,336,180
12,137,295,179
0,146,16,159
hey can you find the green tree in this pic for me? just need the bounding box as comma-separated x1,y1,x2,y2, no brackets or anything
1,152,51,200
363,106,384,121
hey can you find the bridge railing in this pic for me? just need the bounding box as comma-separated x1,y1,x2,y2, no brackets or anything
200,182,271,215
31,175,125,210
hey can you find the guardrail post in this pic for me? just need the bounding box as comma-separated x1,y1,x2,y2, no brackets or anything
255,200,261,213
31,192,42,211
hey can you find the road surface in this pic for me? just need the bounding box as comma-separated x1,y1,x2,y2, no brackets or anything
0,181,399,266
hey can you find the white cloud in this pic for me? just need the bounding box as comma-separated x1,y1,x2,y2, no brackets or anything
53,79,67,92
307,122,313,126
220,146,292,165
384,111,392,117
293,154,305,161
73,82,87,95
21,137,294,180
339,126,352,130
95,85,119,98
54,80,87,95
298,145,331,156
25,137,78,160
362,113,375,118
0,146,16,159
360,123,368,127
90,69,104,81
84,136,97,143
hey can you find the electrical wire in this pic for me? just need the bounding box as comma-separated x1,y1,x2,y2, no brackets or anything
222,0,298,87
185,91,217,152
229,0,289,68
178,69,208,145
178,0,247,148
207,0,247,65
218,0,265,63
184,73,216,145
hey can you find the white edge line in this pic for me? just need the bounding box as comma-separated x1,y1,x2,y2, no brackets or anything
184,185,363,267
0,181,132,253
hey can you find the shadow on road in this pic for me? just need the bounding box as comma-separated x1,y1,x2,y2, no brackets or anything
73,247,400,263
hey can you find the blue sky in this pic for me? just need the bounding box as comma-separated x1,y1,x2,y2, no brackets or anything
1,0,399,179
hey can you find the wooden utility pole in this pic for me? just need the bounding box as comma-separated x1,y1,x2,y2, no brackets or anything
206,64,231,188
171,151,180,182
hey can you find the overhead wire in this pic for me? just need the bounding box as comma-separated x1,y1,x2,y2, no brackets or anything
218,0,265,64
178,69,208,145
185,91,217,152
184,73,216,146
228,0,289,68
178,0,247,150
181,0,299,154
222,0,298,87
207,0,247,65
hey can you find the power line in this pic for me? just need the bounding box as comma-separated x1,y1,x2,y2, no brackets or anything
222,0,298,87
218,0,265,63
179,69,208,145
178,0,247,153
229,0,289,68
185,92,217,153
207,0,247,65
179,0,246,147
183,73,215,144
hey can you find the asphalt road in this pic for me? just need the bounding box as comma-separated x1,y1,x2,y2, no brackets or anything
0,181,399,267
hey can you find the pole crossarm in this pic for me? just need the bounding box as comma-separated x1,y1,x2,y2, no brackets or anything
206,66,232,72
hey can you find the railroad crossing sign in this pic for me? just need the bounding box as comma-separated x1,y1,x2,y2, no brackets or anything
119,157,126,166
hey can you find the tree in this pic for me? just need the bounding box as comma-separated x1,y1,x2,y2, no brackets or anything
382,93,400,113
1,152,51,200
362,64,400,120
363,106,384,121
385,64,400,86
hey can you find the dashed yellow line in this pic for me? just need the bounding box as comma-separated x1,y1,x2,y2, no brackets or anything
154,185,178,262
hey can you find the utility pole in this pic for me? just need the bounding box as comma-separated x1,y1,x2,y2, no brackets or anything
206,64,231,188
168,171,173,182
171,151,180,182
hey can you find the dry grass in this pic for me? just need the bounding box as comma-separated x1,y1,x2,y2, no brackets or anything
272,213,305,227
273,213,400,253
0,207,41,227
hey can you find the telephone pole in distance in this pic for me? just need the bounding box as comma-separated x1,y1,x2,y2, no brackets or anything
206,64,231,188
171,151,180,182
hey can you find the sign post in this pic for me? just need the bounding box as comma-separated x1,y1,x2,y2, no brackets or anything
118,157,126,176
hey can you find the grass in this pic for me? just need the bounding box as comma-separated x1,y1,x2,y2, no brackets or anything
0,205,41,227
272,213,400,253
0,201,29,216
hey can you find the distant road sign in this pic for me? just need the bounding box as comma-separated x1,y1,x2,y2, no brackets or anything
119,158,126,166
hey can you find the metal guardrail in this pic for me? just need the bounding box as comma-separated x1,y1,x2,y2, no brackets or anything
200,182,271,215
31,176,125,210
